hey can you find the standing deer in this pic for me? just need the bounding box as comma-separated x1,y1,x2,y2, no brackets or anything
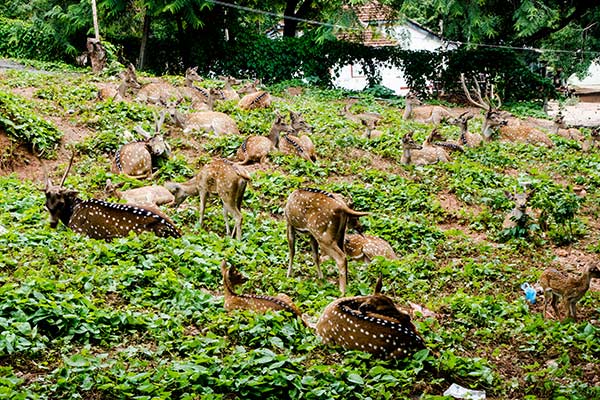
316,275,426,358
104,179,175,207
284,188,369,295
539,262,600,321
44,155,181,239
164,159,251,240
112,111,171,179
461,74,553,147
448,111,483,147
221,260,304,322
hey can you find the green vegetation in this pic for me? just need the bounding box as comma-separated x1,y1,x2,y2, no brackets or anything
1,66,599,399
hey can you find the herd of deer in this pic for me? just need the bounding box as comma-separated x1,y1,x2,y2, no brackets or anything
41,67,600,359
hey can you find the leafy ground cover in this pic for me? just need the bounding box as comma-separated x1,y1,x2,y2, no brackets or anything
0,63,599,399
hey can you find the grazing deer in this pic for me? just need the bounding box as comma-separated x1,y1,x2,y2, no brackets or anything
221,260,304,322
582,127,600,152
165,99,239,135
164,159,251,240
284,188,369,295
461,74,553,147
400,130,451,165
344,233,397,263
539,262,600,321
44,155,181,240
104,179,175,207
316,275,426,358
502,189,535,231
112,111,171,179
448,111,483,147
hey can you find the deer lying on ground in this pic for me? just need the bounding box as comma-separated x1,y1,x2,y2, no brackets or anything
539,262,600,321
425,128,464,154
165,98,239,135
216,76,241,101
448,111,483,147
552,112,584,141
344,233,397,263
164,159,251,239
134,65,205,106
342,99,382,129
400,130,451,165
284,188,369,295
221,260,304,323
402,93,452,124
461,74,553,147
316,275,426,358
502,189,535,231
112,111,171,179
582,127,600,152
105,179,174,207
238,80,272,110
282,111,316,161
97,64,141,101
235,114,292,164
44,155,181,239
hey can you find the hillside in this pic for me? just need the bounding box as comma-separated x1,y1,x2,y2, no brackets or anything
1,61,599,399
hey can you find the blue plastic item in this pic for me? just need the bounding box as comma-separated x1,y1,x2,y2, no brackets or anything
521,283,537,304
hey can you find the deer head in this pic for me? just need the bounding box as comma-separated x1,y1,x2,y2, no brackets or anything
460,73,507,140
289,111,313,134
44,153,77,228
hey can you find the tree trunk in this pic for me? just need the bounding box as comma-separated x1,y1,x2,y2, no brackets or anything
138,13,151,70
283,0,313,38
91,0,100,40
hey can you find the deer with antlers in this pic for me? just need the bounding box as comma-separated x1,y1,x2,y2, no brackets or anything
221,260,305,324
316,275,425,358
460,74,554,147
112,111,171,179
164,159,251,240
284,188,369,295
44,154,181,240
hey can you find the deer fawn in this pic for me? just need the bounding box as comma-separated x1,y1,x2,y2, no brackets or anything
165,159,251,240
502,189,535,231
316,275,426,358
461,74,553,147
112,111,171,179
344,233,397,263
105,179,175,207
539,262,600,321
448,111,483,147
221,260,304,322
284,188,369,295
44,155,181,239
400,130,452,165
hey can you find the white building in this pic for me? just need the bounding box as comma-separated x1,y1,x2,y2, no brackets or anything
332,1,452,95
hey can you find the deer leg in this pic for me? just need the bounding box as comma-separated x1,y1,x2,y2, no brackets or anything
223,201,243,240
199,190,208,228
221,202,231,236
286,225,296,278
321,243,347,295
550,293,560,320
310,236,323,280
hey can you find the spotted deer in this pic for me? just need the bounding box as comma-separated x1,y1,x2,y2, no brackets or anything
342,99,382,129
44,155,181,239
265,112,316,162
344,233,397,263
238,80,272,110
217,76,241,101
552,112,584,141
221,260,304,322
164,159,251,239
316,275,426,358
539,262,600,321
402,92,422,120
400,130,451,165
97,63,141,101
104,179,175,207
402,93,451,124
502,188,535,231
112,111,171,179
134,65,204,105
284,188,369,295
236,114,292,164
448,111,483,147
425,128,464,154
582,127,600,152
461,74,553,147
165,98,239,135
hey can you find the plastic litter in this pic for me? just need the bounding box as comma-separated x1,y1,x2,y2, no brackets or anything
521,282,537,304
443,383,486,399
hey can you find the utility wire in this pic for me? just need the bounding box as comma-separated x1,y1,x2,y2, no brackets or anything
207,0,600,57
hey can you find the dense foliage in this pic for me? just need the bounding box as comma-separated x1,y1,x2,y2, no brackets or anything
0,63,599,399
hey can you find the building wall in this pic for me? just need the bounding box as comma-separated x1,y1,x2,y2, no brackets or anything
331,23,447,95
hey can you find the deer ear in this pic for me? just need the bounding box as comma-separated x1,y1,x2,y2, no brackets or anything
504,190,514,200
374,274,383,295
